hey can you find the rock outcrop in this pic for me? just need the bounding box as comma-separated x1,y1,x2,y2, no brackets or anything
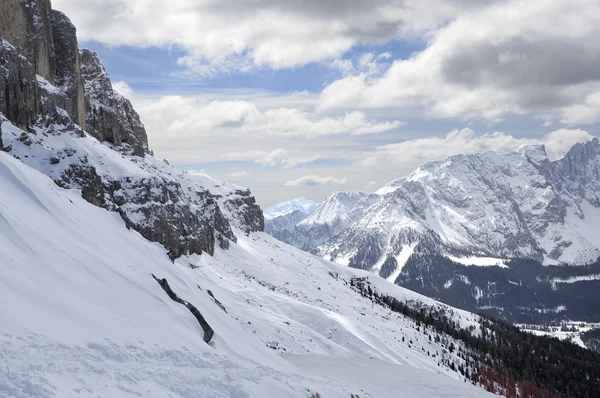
152,274,215,343
51,10,86,129
0,0,86,130
0,38,38,129
0,0,264,259
80,49,149,157
0,0,56,83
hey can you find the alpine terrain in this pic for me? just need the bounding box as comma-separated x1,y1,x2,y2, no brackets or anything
1,1,600,398
267,142,600,323
264,197,320,248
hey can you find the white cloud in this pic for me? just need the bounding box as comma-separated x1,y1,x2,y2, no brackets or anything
136,95,400,140
53,0,482,73
186,169,207,176
359,128,595,171
224,149,319,169
285,175,348,187
320,0,600,122
112,81,134,98
560,92,600,125
229,171,251,178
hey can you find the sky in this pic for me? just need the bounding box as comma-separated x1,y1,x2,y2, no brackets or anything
52,0,600,207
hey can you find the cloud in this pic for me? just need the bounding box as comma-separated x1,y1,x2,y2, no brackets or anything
112,81,134,98
53,0,484,73
285,175,348,187
136,95,401,139
319,0,600,122
224,149,319,169
186,169,207,176
229,171,251,178
366,180,377,187
559,92,600,125
359,128,595,171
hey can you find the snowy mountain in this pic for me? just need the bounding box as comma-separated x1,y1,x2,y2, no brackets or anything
0,149,496,398
264,197,320,219
0,1,499,396
264,198,322,249
0,0,263,260
2,2,599,397
273,141,600,275
264,141,600,323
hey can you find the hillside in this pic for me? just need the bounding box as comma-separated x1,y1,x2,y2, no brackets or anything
0,150,493,397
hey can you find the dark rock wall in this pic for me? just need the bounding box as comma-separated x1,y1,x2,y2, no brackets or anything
0,0,56,83
51,10,86,129
0,39,38,129
79,49,149,156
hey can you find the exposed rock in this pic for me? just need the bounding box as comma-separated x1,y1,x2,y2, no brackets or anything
0,38,38,129
51,10,86,129
152,274,215,344
80,49,149,157
225,188,265,233
0,0,264,260
207,289,227,313
0,0,56,82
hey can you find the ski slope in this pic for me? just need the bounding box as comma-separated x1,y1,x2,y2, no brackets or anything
0,151,491,397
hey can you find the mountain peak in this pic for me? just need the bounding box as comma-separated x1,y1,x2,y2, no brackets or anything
264,197,320,219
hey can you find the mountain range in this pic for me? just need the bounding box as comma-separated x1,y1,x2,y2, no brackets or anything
271,141,600,269
265,141,600,322
1,1,600,397
0,1,496,396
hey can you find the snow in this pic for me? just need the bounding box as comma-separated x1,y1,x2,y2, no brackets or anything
387,244,417,283
285,356,487,398
279,138,600,278
0,151,493,397
264,197,319,220
518,322,600,349
37,75,63,95
446,255,508,268
551,274,600,284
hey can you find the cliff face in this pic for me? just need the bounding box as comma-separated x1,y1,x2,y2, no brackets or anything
52,10,86,129
0,0,56,83
0,0,86,130
0,38,38,130
80,49,149,157
0,0,264,258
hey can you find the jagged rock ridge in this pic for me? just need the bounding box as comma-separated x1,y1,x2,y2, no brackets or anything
0,0,263,258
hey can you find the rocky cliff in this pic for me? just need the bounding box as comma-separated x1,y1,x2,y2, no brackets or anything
80,49,149,157
0,0,263,258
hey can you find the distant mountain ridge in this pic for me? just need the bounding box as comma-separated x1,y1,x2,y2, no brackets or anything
264,197,321,247
268,140,600,274
264,197,319,219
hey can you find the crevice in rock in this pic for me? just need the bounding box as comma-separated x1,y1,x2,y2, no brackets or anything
151,274,214,343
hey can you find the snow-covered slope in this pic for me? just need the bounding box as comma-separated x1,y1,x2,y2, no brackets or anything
270,141,600,283
264,197,319,220
0,151,492,397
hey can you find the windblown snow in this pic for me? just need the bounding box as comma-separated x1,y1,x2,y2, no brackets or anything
0,151,491,397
